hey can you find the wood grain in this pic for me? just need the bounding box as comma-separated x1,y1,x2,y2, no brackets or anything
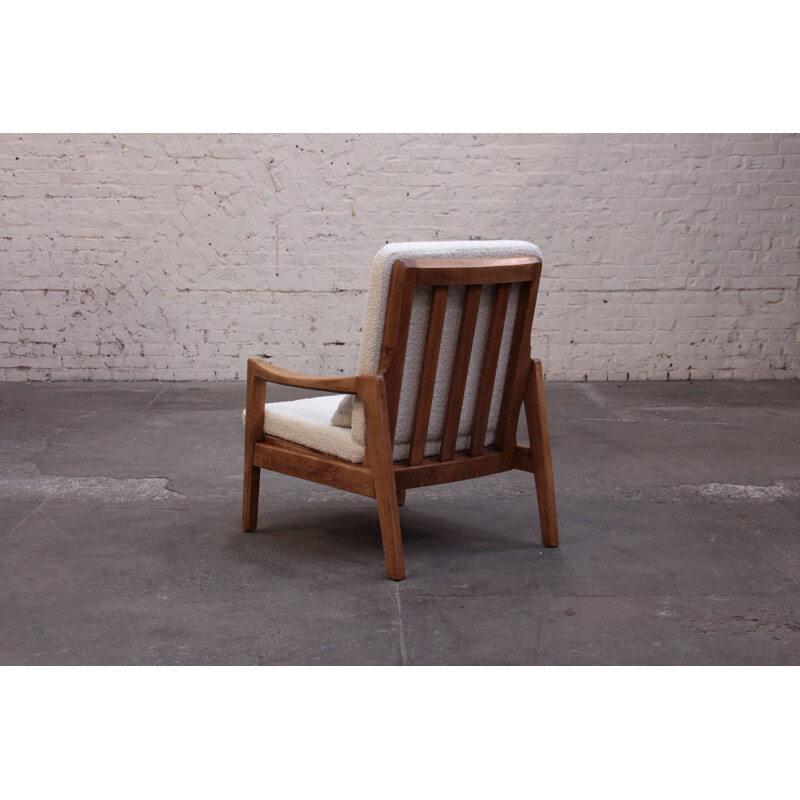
394,449,510,490
469,283,511,456
525,359,559,547
242,359,267,531
440,283,482,462
401,256,540,286
253,439,374,497
408,284,448,466
248,358,358,393
360,374,406,580
381,263,418,441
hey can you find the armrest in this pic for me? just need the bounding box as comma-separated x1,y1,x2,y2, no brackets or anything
247,357,358,394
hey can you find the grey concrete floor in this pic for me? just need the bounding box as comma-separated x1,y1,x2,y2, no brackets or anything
1,379,798,665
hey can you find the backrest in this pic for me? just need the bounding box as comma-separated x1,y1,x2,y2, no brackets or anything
341,241,542,462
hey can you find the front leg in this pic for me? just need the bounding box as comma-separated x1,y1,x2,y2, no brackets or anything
359,375,406,580
242,361,267,531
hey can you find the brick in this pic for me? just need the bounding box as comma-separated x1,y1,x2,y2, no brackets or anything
736,142,780,156
778,136,800,155
0,133,798,382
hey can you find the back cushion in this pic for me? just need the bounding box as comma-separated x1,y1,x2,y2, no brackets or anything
334,240,542,461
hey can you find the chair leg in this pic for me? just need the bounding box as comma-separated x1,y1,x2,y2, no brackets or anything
396,489,406,506
376,482,405,581
242,466,260,531
359,375,406,580
524,359,559,547
242,364,267,531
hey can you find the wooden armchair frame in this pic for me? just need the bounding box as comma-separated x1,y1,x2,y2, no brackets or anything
243,255,558,580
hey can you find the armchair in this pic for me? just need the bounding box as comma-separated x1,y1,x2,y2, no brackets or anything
242,241,558,580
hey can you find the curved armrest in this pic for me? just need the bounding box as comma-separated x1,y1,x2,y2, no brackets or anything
247,357,358,394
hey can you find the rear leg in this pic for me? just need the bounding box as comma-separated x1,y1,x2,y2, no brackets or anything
524,359,559,547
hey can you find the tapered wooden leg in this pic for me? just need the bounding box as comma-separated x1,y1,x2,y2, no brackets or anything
242,466,261,531
376,484,405,580
524,359,559,547
396,489,406,506
359,375,406,580
242,361,267,531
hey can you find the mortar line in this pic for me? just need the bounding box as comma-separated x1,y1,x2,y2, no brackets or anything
265,157,280,277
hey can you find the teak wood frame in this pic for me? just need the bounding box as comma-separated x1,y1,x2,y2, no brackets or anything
243,255,558,580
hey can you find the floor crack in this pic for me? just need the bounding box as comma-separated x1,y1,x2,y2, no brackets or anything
139,387,168,414
7,499,47,536
391,582,410,666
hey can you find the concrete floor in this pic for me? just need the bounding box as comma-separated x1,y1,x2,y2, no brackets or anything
1,379,798,665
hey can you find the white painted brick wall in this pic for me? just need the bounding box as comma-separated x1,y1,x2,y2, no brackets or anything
1,133,798,381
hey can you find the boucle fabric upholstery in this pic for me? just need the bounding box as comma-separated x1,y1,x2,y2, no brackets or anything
244,241,541,464
242,394,365,463
333,240,542,461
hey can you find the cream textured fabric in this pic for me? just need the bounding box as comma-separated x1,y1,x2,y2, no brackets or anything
244,240,541,465
242,394,365,463
332,240,542,461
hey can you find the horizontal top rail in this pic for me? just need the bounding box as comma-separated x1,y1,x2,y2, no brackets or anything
396,256,541,286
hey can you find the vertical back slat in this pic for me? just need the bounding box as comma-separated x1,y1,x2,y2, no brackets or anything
439,284,482,462
495,279,535,456
495,263,541,458
408,285,449,466
469,283,511,456
381,264,419,442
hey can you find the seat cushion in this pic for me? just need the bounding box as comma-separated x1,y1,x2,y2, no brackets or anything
332,240,542,459
243,394,467,464
243,394,366,463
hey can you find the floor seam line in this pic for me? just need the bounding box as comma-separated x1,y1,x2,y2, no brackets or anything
7,499,47,536
139,387,168,414
393,583,410,666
